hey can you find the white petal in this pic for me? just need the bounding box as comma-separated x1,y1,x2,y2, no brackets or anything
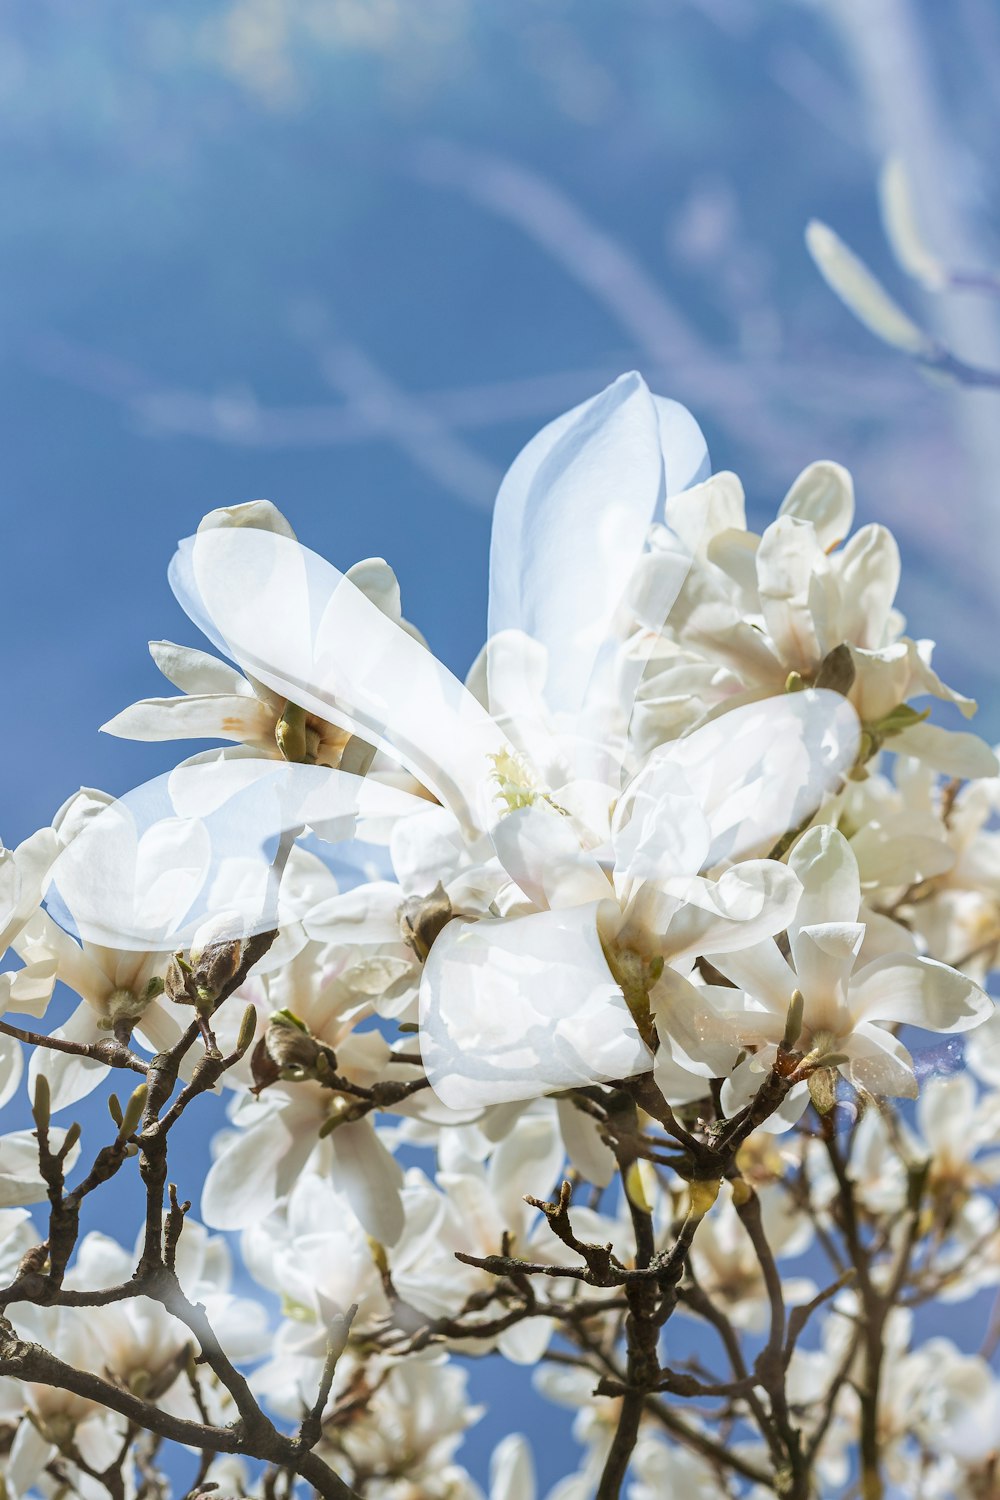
665,470,746,553
49,760,421,952
490,1434,537,1500
7,1418,55,1497
611,758,712,887
788,825,861,934
779,461,855,551
420,903,651,1108
624,691,860,870
480,629,559,775
497,1316,554,1365
658,861,802,965
27,1002,108,1113
149,640,253,697
555,1096,616,1188
491,804,611,911
850,954,992,1034
842,1024,918,1099
653,1042,722,1107
201,1106,317,1229
755,516,824,673
488,373,706,721
891,722,999,779
344,557,402,621
916,1073,976,1157
173,526,507,835
0,1034,22,1111
304,882,404,947
720,1052,808,1132
490,1109,565,1222
199,498,296,537
709,940,796,1014
329,1120,404,1246
101,694,274,746
653,970,750,1078
791,923,866,1028
0,1128,79,1208
834,525,900,648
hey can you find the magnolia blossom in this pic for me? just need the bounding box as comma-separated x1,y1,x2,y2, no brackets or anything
3,373,998,1500
200,937,412,1244
0,1217,266,1499
103,500,428,783
633,462,998,779
421,688,858,1108
659,825,992,1126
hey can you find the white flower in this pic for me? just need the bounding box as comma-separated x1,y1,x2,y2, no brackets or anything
675,825,991,1126
633,463,996,779
102,499,428,779
200,937,408,1243
422,689,858,1108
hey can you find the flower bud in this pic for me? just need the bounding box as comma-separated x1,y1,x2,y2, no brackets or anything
687,1178,722,1219
32,1075,50,1134
399,882,454,962
264,1010,337,1081
119,1083,148,1140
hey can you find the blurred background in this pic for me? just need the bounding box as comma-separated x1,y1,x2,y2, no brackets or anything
2,0,999,1489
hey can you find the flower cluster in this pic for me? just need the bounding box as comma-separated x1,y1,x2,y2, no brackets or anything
1,373,998,1499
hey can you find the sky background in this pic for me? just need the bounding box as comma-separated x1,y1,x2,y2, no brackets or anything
2,1,1000,1493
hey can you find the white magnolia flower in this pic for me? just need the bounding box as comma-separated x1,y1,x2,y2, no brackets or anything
19,759,424,1112
102,499,426,780
0,826,62,1013
243,1169,389,1400
387,1108,579,1364
421,688,857,1108
668,825,991,1126
317,1353,484,1500
633,463,997,779
108,375,859,1133
200,937,410,1244
0,1127,81,1208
